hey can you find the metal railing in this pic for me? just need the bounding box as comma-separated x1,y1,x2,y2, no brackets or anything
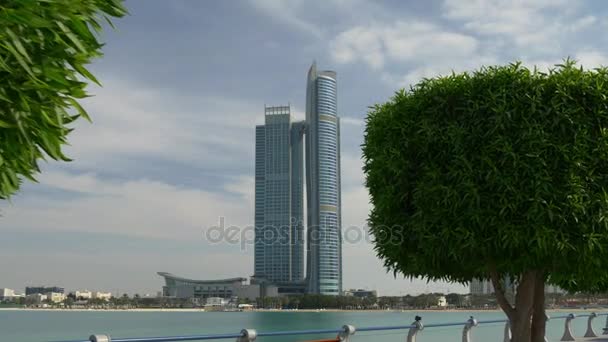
54,312,608,342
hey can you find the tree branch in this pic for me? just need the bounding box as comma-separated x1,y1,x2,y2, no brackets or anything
489,265,515,319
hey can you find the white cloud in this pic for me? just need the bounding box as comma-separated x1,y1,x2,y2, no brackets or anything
331,21,478,70
67,77,260,173
442,0,593,53
340,116,364,127
248,0,324,38
2,170,254,241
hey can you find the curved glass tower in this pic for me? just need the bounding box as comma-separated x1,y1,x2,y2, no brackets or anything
305,62,342,295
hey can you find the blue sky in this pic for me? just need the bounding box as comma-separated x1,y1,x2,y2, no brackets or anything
2,0,608,296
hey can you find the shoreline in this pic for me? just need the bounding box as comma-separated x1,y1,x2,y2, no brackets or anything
0,307,599,313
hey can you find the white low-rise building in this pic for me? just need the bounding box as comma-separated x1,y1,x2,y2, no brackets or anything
75,290,92,299
0,288,15,299
46,292,66,303
92,292,112,301
205,297,227,306
437,296,448,307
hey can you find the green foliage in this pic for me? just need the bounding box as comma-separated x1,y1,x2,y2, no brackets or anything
363,60,608,292
0,0,126,199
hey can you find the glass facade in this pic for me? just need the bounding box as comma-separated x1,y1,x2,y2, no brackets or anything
306,63,342,295
254,106,305,283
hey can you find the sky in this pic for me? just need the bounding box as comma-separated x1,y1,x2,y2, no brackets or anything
2,0,608,296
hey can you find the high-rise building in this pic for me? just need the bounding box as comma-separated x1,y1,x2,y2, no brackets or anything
254,105,305,283
305,62,342,295
25,286,64,295
254,63,342,295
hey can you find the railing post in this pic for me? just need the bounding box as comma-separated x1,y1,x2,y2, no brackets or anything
544,313,550,342
338,325,356,341
503,321,511,342
604,314,608,335
237,329,257,342
407,316,424,342
560,314,576,341
584,312,598,338
89,335,111,342
462,316,478,342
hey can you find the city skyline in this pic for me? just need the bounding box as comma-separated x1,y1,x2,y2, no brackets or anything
2,0,608,296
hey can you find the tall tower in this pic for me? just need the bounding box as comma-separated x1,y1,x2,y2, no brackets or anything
254,105,305,283
305,62,342,295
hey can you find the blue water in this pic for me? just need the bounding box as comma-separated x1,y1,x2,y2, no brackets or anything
0,310,604,342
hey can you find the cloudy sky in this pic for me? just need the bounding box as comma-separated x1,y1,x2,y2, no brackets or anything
2,0,608,296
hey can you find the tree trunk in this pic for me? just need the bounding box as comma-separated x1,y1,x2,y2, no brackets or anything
491,269,537,342
531,273,546,342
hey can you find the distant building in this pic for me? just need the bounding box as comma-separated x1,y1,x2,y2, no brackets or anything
46,292,66,303
205,297,227,306
545,284,567,295
437,296,448,307
157,272,279,300
26,293,47,304
344,289,377,298
26,286,64,295
0,288,16,300
92,292,112,301
470,278,564,296
75,290,92,299
470,279,494,295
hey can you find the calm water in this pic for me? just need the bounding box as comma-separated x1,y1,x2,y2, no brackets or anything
0,310,603,342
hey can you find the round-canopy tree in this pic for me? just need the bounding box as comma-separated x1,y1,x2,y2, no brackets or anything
363,61,608,342
0,0,126,199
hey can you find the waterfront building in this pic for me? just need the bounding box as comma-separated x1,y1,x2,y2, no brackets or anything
0,288,15,300
157,272,279,300
25,286,64,295
470,279,494,295
46,292,66,303
205,297,227,306
305,62,342,295
344,289,377,298
254,105,305,284
25,293,47,304
437,296,448,307
75,290,92,299
92,291,113,301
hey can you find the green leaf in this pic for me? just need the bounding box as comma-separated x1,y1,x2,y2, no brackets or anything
2,42,35,77
70,61,101,86
67,97,91,122
5,28,32,64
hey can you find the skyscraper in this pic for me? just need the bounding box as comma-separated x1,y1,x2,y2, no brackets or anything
305,62,342,295
254,105,305,283
254,63,342,295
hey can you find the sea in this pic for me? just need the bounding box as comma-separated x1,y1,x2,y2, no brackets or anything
0,310,603,342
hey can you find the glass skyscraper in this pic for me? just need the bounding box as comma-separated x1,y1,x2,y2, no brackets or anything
254,106,305,283
305,62,342,295
254,63,342,295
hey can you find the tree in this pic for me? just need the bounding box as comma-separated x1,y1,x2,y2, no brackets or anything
362,61,608,342
0,0,126,199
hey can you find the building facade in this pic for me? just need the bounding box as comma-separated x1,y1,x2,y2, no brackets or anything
344,289,377,298
157,272,279,300
25,286,64,295
92,292,113,300
0,288,15,300
254,106,305,283
305,62,342,295
75,290,92,299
